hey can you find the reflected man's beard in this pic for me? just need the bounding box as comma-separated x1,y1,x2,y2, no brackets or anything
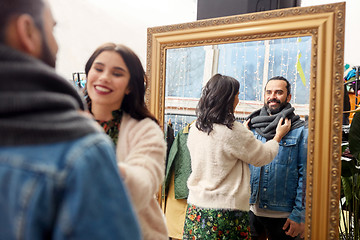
265,99,288,115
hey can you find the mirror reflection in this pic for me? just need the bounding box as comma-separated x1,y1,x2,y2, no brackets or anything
163,36,311,239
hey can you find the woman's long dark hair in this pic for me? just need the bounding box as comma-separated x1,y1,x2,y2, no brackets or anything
84,43,157,123
196,73,239,134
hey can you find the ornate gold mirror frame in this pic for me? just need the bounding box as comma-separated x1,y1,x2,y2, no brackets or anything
146,3,345,239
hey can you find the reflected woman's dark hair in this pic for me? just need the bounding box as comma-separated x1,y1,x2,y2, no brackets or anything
196,73,240,134
84,43,157,123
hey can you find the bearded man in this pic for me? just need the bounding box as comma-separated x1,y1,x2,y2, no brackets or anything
247,76,308,240
0,0,141,239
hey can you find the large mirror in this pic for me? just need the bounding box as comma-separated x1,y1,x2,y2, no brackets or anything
146,3,345,239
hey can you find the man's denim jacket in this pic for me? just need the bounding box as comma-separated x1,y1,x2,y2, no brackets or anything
0,133,141,240
249,126,308,223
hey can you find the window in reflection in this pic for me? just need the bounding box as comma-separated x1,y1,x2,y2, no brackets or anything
165,46,207,134
218,40,265,102
164,36,311,133
268,37,311,105
165,46,206,98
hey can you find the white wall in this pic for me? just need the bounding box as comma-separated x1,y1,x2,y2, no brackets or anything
49,0,359,80
49,0,197,80
301,0,360,67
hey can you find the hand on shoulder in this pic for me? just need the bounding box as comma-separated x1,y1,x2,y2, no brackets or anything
273,117,291,142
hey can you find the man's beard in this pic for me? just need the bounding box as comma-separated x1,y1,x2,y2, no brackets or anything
39,31,56,68
265,99,288,115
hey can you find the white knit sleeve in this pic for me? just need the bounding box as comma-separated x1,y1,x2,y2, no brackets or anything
223,122,279,167
117,119,166,211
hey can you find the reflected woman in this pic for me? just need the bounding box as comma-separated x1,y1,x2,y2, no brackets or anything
85,43,168,240
183,74,290,239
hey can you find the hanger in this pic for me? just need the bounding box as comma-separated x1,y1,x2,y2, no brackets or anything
183,120,196,134
168,118,172,127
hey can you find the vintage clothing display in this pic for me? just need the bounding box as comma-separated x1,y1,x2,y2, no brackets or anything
163,123,193,239
165,173,188,239
164,124,192,199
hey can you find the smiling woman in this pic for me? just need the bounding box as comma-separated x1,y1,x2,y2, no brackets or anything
84,43,169,240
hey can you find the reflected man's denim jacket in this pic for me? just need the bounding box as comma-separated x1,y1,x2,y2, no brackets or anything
249,126,308,223
0,133,141,240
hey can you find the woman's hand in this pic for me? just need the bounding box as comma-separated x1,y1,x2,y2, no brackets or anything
243,119,250,130
273,117,291,142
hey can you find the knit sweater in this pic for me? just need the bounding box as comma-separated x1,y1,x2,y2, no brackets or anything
186,121,279,211
116,113,168,240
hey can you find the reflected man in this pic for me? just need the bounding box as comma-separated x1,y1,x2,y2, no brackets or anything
247,76,308,239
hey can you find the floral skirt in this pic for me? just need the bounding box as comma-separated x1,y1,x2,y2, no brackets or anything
182,203,251,240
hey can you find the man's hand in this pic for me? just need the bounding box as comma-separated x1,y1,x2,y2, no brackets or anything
118,165,126,179
282,218,304,238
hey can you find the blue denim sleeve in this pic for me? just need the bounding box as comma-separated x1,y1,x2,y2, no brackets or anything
53,134,142,240
289,127,308,223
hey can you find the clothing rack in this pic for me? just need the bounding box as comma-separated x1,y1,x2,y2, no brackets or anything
164,113,196,137
344,66,360,107
72,72,86,89
235,116,247,123
354,66,359,106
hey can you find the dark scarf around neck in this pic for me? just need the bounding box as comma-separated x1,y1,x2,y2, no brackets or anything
0,44,101,146
248,103,305,140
